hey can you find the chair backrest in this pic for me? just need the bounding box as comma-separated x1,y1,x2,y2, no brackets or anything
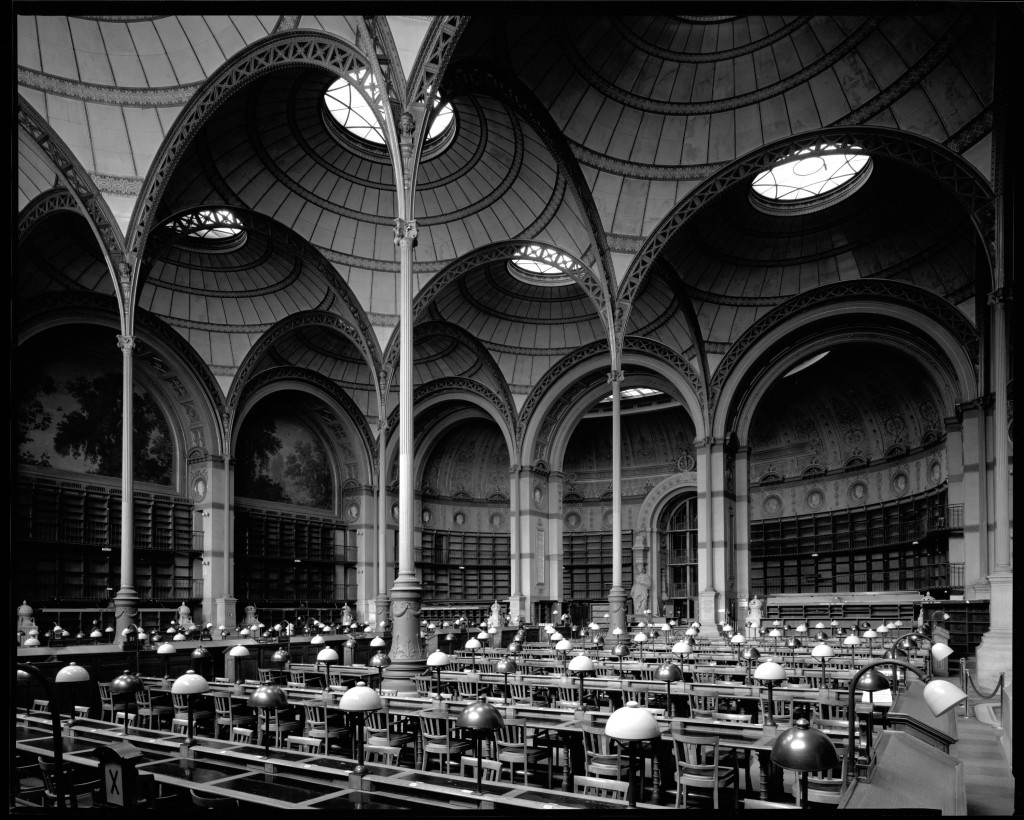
230,727,255,744
712,712,753,723
97,682,112,705
797,756,847,805
380,688,398,697
364,744,402,766
288,670,306,685
171,718,189,735
136,688,155,708
31,699,49,714
304,704,328,729
582,722,620,758
73,705,90,719
418,713,449,742
171,693,191,714
459,755,503,782
495,720,526,750
214,677,229,684
689,693,717,712
258,669,276,684
671,732,721,784
285,735,324,754
573,774,631,802
457,680,480,697
508,683,532,702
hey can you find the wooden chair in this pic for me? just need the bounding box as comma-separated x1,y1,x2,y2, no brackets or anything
230,727,255,744
303,704,351,754
419,712,472,774
257,668,278,684
171,717,190,735
459,755,502,782
556,686,580,709
794,756,847,806
365,703,416,764
13,753,45,807
494,720,553,788
572,774,631,803
581,720,628,779
212,692,256,740
172,693,213,734
30,699,50,714
136,687,174,730
72,705,90,720
457,679,484,700
38,758,99,809
688,693,718,714
759,693,795,727
670,732,738,809
285,735,325,755
414,678,433,697
709,714,753,791
97,682,124,722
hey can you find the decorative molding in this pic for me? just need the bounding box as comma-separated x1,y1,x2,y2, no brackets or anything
945,108,993,155
571,142,728,181
17,188,82,245
18,67,201,106
274,16,302,33
386,377,517,444
90,173,144,197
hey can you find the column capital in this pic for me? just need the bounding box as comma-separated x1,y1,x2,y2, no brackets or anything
607,369,624,384
116,334,135,353
987,287,1012,307
393,218,418,247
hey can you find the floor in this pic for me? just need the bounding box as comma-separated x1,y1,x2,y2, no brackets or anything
953,704,1016,816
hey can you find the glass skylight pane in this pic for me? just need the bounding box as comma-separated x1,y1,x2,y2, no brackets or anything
752,147,869,202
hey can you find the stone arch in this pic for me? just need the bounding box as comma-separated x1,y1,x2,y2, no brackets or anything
636,473,699,535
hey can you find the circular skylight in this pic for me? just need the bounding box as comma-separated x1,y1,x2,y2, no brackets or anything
508,245,577,287
164,208,245,241
751,145,871,213
325,75,385,144
427,102,455,141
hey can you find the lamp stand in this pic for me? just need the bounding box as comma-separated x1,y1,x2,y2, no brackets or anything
764,681,777,727
353,713,367,775
262,707,272,758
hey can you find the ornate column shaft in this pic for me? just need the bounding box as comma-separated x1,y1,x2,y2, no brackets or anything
509,464,522,601
386,217,423,692
114,334,139,638
607,369,627,636
734,445,752,613
375,420,390,626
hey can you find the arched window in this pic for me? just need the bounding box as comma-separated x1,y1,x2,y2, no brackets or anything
660,495,698,621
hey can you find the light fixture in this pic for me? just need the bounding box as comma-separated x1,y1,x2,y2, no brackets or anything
843,633,861,664
740,646,761,686
55,661,91,727
317,646,340,691
156,642,176,679
464,637,482,674
555,638,573,675
771,717,840,808
247,685,289,759
456,697,506,794
568,654,596,711
368,650,391,692
604,701,660,808
655,662,683,718
110,669,142,735
426,650,450,699
228,643,250,686
811,643,834,685
339,682,382,774
496,657,518,705
190,646,210,679
753,661,787,727
171,670,210,746
632,630,648,663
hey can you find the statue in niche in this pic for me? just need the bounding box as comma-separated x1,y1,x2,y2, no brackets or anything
746,595,763,637
17,601,36,633
176,602,194,631
630,563,652,615
241,604,258,628
341,604,353,626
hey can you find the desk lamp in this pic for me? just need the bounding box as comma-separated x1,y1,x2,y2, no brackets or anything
854,665,890,760
771,717,840,809
862,628,878,653
843,633,861,664
156,642,176,678
496,657,518,705
507,640,522,657
830,620,839,638
555,638,573,676
426,650,450,699
612,641,630,681
89,625,103,645
339,682,382,775
655,662,683,717
672,639,693,692
104,626,115,643
317,646,340,692
55,661,91,728
172,630,186,642
368,649,391,692
811,642,834,685
605,701,660,808
171,670,210,746
844,659,966,782
632,630,648,664
768,628,783,656
190,646,210,679
612,626,624,647
464,637,482,674
229,643,250,687
875,623,889,645
740,646,761,686
568,654,596,710
456,696,506,794
271,646,290,679
730,633,745,662
813,622,826,632
487,626,498,648
110,669,142,735
247,684,288,759
753,661,787,727
310,633,325,646
785,636,802,662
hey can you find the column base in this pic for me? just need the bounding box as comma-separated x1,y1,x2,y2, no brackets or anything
383,576,424,693
698,591,718,626
507,593,526,626
975,571,1013,690
375,594,391,631
113,588,139,640
214,597,238,631
606,586,627,638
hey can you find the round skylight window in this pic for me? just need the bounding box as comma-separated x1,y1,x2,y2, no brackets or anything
325,75,455,149
751,145,871,214
508,245,577,287
164,209,245,241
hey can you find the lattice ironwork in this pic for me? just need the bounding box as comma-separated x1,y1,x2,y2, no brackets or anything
386,377,518,447
17,188,83,245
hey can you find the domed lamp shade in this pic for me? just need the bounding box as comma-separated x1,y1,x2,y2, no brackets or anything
768,628,783,653
156,642,176,679
247,685,289,758
632,630,649,663
456,697,506,794
771,717,840,809
110,670,143,734
814,622,826,630
228,643,250,685
317,646,340,690
922,678,968,716
426,650,451,699
370,636,386,649
604,702,661,808
172,632,186,642
795,623,807,634
655,662,683,716
464,637,483,673
568,654,596,710
310,634,325,645
171,670,211,746
190,645,210,679
507,640,522,656
339,682,382,773
843,633,862,663
368,650,391,691
496,657,518,704
55,661,91,726
740,646,761,685
862,629,878,651
550,631,564,642
785,637,802,655
271,648,290,668
754,661,787,727
555,638,573,675
811,642,834,682
672,639,692,662
476,631,489,642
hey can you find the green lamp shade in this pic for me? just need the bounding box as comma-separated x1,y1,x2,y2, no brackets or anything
855,667,891,694
369,651,392,669
271,649,290,664
496,658,518,675
456,697,505,732
740,646,761,662
191,647,210,660
612,643,630,657
655,662,683,682
111,670,142,694
771,718,840,772
248,685,288,709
